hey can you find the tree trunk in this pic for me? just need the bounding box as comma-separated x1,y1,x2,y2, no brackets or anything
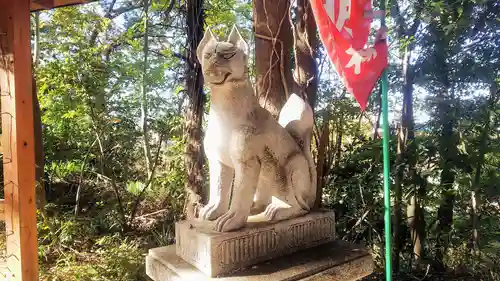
391,0,424,269
183,0,206,219
393,44,415,274
431,0,476,266
315,113,329,209
470,81,498,256
334,118,342,170
32,72,61,237
87,0,118,117
434,40,456,271
292,0,319,207
393,123,404,272
32,16,59,232
34,12,40,67
141,0,153,177
403,48,424,268
292,0,318,109
253,0,293,118
32,75,46,211
373,86,382,140
405,40,425,275
32,11,45,209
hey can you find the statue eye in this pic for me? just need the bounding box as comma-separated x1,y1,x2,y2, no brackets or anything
222,52,236,60
204,53,212,59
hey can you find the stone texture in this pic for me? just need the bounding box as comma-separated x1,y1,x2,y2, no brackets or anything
300,255,373,281
146,240,373,281
175,211,335,277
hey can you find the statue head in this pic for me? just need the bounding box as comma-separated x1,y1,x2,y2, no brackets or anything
196,25,249,85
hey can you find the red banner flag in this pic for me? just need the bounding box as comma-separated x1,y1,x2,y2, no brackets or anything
310,0,388,111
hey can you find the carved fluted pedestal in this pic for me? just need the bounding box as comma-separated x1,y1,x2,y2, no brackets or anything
145,211,374,281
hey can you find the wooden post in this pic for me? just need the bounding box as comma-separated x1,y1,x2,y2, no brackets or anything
0,0,39,280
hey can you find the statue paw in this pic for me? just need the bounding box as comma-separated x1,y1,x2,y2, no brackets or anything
264,204,306,221
199,201,227,221
214,211,246,232
263,203,280,220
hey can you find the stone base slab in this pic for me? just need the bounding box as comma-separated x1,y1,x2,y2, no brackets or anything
146,241,373,281
175,211,336,277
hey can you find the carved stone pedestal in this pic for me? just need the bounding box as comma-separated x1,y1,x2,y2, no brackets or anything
176,211,336,277
145,211,374,280
146,241,373,281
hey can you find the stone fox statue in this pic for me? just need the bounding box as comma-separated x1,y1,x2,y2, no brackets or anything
197,26,317,232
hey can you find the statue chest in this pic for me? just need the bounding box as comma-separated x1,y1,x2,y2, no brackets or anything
204,109,233,165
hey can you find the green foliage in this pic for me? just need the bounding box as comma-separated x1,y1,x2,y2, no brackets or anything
39,232,146,281
126,181,146,196
47,161,82,181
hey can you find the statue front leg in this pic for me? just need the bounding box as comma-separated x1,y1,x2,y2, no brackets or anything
214,157,260,232
200,159,234,220
250,178,272,215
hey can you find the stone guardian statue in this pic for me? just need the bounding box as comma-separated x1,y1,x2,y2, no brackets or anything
196,26,317,232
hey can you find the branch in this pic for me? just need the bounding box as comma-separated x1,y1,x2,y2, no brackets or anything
135,208,169,219
110,4,143,17
163,0,176,19
390,0,406,39
128,133,166,226
141,0,154,177
342,207,372,240
95,131,127,231
408,0,425,37
74,138,98,216
391,0,424,39
172,52,192,66
89,0,118,45
150,49,170,59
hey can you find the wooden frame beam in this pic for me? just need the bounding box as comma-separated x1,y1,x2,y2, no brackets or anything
31,0,55,9
0,0,39,280
30,0,95,12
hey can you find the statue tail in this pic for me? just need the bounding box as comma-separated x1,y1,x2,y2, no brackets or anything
278,94,317,209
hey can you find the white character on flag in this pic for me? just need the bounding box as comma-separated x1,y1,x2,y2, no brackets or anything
324,0,335,22
324,0,352,35
336,0,351,33
345,47,377,75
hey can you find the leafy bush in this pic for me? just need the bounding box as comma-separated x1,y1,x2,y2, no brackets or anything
38,214,147,281
39,234,146,281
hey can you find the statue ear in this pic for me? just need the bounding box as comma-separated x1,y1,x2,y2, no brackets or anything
227,25,248,55
197,28,216,63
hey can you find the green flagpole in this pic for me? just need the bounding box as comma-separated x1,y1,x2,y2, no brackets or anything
381,70,392,281
379,0,392,280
